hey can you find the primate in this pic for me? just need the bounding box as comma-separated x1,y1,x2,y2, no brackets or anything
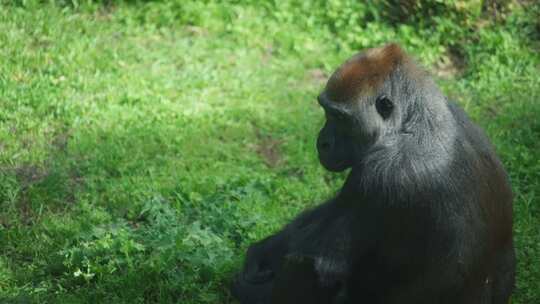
231,43,515,304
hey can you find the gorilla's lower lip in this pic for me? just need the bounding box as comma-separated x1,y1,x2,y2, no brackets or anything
325,161,349,172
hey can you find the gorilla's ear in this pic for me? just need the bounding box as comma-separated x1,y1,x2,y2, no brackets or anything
271,255,342,304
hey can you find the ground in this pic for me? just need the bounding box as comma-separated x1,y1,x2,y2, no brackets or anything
0,1,539,303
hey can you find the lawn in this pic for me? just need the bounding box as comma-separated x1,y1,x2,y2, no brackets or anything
0,1,539,303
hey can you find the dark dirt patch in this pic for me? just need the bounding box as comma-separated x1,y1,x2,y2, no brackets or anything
434,46,467,78
51,129,71,153
8,129,82,223
12,164,49,224
253,127,283,168
15,164,50,189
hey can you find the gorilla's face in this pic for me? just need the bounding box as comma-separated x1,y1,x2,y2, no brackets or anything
316,94,356,172
316,83,401,172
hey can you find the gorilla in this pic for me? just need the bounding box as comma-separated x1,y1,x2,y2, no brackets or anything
231,43,515,304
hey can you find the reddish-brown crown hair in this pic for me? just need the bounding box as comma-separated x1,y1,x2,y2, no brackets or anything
325,43,409,103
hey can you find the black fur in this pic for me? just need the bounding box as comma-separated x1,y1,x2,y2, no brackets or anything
231,46,515,304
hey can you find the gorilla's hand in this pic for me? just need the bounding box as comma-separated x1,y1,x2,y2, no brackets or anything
242,241,275,284
231,241,277,304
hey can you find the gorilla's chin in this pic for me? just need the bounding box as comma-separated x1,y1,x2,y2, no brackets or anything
321,160,350,172
319,155,352,172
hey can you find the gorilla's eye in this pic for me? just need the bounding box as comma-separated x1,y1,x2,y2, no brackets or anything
376,95,394,119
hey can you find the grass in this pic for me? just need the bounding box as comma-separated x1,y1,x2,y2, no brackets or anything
0,1,539,303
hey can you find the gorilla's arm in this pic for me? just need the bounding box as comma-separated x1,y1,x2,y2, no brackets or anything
232,197,378,303
239,199,337,284
230,227,290,303
243,232,289,283
231,201,337,303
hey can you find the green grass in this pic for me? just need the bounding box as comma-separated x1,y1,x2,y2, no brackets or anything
0,1,539,303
